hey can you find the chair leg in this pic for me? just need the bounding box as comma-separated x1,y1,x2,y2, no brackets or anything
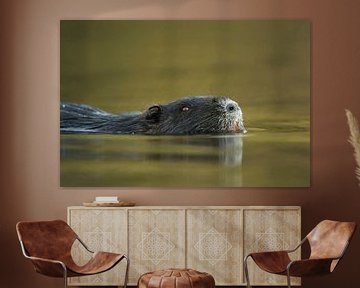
286,269,291,288
123,255,130,288
243,255,252,288
62,264,68,288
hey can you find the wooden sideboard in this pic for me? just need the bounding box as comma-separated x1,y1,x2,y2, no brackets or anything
67,206,301,286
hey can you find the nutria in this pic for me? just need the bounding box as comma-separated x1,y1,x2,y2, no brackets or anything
60,96,246,135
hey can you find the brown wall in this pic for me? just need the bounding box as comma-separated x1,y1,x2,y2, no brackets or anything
1,0,360,287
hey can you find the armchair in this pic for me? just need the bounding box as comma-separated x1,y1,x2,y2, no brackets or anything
16,220,129,288
244,219,356,288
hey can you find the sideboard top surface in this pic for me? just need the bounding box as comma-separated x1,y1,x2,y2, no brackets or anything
68,205,301,210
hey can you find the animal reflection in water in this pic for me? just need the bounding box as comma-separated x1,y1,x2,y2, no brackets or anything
61,135,244,167
60,96,246,135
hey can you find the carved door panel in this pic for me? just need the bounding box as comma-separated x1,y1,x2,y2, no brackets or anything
128,209,186,284
243,209,301,286
187,209,243,285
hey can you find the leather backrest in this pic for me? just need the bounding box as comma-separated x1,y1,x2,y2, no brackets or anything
307,220,356,260
16,220,77,261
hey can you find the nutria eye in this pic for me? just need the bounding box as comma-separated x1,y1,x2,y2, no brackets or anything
226,103,236,112
182,106,190,112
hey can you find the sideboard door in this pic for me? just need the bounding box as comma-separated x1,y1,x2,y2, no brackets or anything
186,209,243,285
68,208,128,286
128,209,186,284
243,208,301,286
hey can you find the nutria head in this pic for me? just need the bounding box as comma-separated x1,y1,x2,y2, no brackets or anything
143,96,246,135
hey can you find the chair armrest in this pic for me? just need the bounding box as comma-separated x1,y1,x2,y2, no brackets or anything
19,240,67,277
25,255,67,277
247,250,290,258
245,237,306,259
25,255,65,265
76,236,94,253
287,258,336,277
285,237,307,253
246,251,291,274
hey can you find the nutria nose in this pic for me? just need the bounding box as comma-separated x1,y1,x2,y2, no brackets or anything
226,103,237,112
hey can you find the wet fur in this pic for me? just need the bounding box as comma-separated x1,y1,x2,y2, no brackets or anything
60,96,245,135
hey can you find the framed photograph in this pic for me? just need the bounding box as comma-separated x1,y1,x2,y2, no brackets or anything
60,20,310,187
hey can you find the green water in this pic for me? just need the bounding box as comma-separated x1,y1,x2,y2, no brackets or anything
60,20,310,187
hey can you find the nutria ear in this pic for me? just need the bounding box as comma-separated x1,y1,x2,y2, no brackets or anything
145,105,162,122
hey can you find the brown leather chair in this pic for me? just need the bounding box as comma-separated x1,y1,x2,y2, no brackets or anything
244,220,356,288
16,220,129,288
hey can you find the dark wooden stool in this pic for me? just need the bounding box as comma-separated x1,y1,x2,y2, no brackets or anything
138,268,215,288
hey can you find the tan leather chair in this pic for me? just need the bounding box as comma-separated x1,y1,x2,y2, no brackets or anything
244,220,356,288
16,220,129,288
